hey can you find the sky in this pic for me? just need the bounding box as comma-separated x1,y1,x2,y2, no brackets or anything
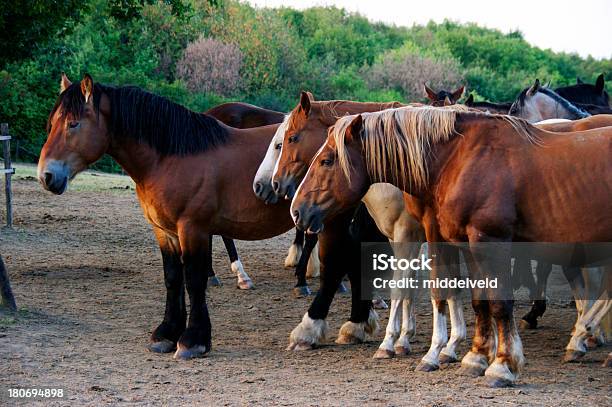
246,0,612,60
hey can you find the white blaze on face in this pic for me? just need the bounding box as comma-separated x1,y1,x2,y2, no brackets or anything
271,113,293,181
253,115,289,192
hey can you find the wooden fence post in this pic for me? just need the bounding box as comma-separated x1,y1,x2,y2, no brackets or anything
0,254,17,311
1,123,14,228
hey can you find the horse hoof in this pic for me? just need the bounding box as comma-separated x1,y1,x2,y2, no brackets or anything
237,279,254,290
173,344,209,360
372,298,388,309
393,346,411,357
603,354,612,368
286,341,314,351
485,376,514,388
336,334,362,345
459,365,485,377
519,318,536,330
208,276,222,287
336,282,349,294
148,339,176,353
415,361,439,372
293,286,312,297
373,348,395,359
563,349,586,363
439,353,458,365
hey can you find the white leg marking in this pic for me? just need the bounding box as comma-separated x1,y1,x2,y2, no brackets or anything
440,296,466,362
374,299,401,358
420,298,448,368
232,260,254,290
287,312,328,350
394,298,415,355
337,309,379,344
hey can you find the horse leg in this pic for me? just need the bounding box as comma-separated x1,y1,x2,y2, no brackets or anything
222,236,253,290
174,229,212,360
520,261,552,329
373,298,402,359
565,296,612,363
393,242,420,355
285,229,304,268
149,230,186,353
417,298,448,372
306,242,320,279
293,233,318,297
439,295,466,364
287,215,351,350
336,243,379,344
207,234,222,287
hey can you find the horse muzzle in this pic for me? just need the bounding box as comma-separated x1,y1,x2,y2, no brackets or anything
253,180,278,204
38,160,70,195
272,176,297,200
292,204,324,234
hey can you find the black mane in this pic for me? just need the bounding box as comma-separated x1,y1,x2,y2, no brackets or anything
49,83,229,156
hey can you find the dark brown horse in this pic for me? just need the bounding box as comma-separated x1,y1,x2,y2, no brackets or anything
291,106,612,386
424,84,464,107
555,74,609,107
40,74,297,360
464,94,512,114
205,102,285,128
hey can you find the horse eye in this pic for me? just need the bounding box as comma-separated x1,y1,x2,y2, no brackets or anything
68,121,80,129
321,158,333,166
275,143,282,150
288,135,299,143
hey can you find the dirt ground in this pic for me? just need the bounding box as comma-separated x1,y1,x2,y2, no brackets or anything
0,164,610,406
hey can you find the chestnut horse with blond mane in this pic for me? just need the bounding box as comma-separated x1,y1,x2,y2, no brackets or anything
291,105,612,386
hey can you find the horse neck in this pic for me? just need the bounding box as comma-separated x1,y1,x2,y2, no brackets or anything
106,137,161,185
537,92,584,120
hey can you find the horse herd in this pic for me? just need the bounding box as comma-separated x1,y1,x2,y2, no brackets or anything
37,72,611,388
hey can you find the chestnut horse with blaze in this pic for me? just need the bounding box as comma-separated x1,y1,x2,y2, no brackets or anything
39,74,295,359
291,106,612,386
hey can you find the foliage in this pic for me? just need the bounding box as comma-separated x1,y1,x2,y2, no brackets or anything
1,0,610,170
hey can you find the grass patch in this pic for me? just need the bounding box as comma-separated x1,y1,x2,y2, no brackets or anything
13,163,135,193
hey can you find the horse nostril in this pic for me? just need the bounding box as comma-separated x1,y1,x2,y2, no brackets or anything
44,172,53,186
272,181,280,193
255,182,262,194
292,209,300,222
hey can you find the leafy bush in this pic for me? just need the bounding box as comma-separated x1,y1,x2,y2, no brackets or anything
364,43,464,102
177,37,243,97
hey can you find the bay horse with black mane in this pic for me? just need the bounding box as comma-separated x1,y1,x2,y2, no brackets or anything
39,73,302,360
291,105,612,386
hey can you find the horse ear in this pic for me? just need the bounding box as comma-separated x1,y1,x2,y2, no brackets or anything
80,73,94,104
305,91,315,101
465,94,474,106
424,84,437,102
345,115,363,143
576,77,584,84
299,91,311,115
60,72,72,94
451,86,464,101
443,96,452,106
595,74,605,93
527,79,540,96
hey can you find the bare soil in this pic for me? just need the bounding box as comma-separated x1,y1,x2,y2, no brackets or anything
0,165,610,406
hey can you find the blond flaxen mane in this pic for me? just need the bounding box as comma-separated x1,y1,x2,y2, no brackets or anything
331,105,537,191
